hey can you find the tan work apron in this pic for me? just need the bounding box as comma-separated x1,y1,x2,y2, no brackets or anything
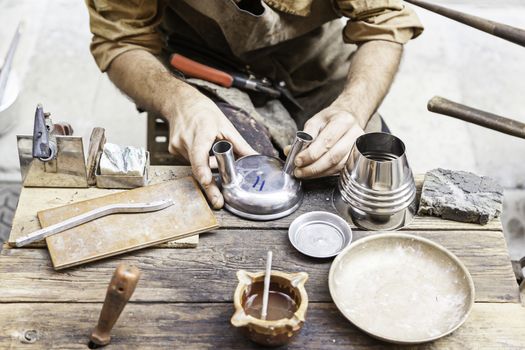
161,0,382,152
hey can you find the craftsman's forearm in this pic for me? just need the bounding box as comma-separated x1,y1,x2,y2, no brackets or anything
107,50,197,118
334,41,403,128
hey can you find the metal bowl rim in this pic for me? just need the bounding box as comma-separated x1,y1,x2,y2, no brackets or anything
288,211,353,258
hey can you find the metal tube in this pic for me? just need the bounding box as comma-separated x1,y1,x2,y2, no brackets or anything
283,131,313,176
405,0,525,48
428,96,525,139
212,140,238,185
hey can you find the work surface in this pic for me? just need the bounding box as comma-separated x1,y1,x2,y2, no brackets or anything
1,166,524,349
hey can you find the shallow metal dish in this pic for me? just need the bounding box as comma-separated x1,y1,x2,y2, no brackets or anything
288,211,352,258
329,233,475,344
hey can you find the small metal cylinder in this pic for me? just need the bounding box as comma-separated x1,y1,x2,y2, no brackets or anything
283,131,313,176
213,140,238,186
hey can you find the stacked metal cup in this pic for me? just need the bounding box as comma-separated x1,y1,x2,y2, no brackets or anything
333,132,417,231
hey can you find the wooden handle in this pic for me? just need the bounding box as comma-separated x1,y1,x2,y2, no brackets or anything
169,54,234,87
53,123,74,136
86,127,106,186
90,264,141,346
405,0,525,47
427,96,525,139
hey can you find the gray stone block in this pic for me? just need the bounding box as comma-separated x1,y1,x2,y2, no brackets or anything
418,168,503,225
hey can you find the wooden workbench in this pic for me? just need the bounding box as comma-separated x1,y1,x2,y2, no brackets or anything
1,166,524,349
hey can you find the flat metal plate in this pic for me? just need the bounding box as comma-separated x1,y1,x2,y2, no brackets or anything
17,135,88,188
289,211,352,258
329,233,475,344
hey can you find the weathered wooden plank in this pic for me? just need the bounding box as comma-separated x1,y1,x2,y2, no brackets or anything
0,302,523,349
7,167,501,248
0,230,518,303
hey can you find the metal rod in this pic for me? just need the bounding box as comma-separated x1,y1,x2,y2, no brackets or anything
283,131,313,176
15,199,174,247
427,96,525,139
261,250,273,321
405,0,525,48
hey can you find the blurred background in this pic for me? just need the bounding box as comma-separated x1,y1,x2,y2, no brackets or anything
0,0,524,260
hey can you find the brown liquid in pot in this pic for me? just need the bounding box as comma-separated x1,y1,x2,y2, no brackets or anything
244,285,297,321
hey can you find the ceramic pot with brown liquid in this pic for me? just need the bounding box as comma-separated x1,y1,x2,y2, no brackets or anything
231,270,309,346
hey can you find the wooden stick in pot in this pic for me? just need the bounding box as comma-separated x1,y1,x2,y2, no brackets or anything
89,264,141,348
261,251,273,321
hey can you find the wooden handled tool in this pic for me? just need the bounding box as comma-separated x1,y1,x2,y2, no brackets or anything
405,0,525,48
169,53,284,100
89,264,141,347
170,53,234,87
428,96,525,139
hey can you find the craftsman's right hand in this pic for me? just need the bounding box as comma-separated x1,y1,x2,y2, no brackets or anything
165,89,257,209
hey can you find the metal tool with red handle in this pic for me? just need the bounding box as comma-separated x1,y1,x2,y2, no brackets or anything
169,53,302,111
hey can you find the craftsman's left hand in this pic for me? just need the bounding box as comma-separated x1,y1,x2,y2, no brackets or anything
293,107,364,178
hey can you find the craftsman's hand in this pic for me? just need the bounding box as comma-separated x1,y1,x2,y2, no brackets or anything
293,106,364,178
166,89,256,208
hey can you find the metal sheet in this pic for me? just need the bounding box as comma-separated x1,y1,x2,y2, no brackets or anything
17,135,88,188
329,233,475,344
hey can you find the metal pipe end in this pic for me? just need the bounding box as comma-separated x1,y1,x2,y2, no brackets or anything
212,140,233,155
283,131,313,176
355,132,406,162
296,131,313,143
212,140,238,186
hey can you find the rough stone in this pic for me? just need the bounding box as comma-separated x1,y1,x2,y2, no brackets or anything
99,143,147,176
418,168,503,225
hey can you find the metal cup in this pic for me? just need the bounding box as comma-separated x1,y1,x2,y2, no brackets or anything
333,132,417,231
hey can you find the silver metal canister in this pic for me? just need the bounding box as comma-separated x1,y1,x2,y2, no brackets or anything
212,131,312,221
333,132,417,231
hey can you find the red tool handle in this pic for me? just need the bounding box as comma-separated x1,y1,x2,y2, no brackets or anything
169,54,234,88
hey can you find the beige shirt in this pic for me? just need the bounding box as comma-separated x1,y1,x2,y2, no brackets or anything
86,0,423,72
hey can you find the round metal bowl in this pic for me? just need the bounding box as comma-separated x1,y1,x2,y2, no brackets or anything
329,233,475,344
288,211,352,258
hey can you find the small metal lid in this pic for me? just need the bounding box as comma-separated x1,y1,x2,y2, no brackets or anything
288,211,352,258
